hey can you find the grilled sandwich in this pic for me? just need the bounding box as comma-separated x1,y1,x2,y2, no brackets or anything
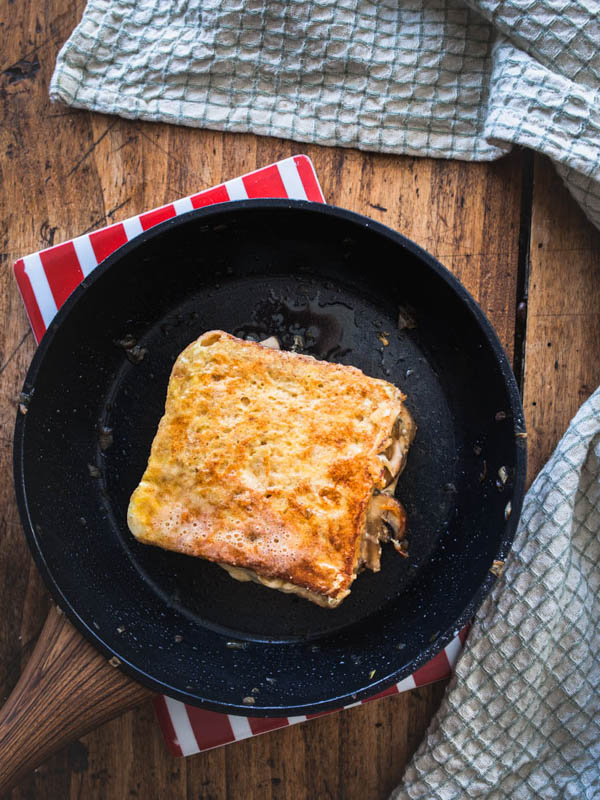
127,330,415,607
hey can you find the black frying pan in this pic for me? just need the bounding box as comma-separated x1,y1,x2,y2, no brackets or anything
14,200,526,716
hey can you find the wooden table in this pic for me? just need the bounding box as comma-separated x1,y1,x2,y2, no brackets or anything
1,2,599,798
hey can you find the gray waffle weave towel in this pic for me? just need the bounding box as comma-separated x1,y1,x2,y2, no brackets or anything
396,388,600,799
50,0,600,230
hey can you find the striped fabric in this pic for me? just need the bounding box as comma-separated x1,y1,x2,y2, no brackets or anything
155,629,469,757
14,155,323,343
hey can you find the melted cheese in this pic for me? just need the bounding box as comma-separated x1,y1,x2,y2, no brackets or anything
219,564,345,608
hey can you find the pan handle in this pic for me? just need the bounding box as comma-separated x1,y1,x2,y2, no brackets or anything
0,605,153,794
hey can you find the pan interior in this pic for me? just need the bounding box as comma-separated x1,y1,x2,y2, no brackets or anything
16,203,524,712
105,275,456,641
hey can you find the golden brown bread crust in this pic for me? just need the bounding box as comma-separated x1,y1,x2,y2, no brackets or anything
127,330,415,605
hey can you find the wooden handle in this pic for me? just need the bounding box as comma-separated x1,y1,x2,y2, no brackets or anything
0,605,153,794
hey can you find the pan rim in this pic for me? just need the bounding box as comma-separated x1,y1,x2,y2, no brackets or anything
13,199,526,715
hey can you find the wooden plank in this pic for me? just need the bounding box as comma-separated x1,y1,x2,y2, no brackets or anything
523,156,600,482
0,0,524,798
308,150,522,356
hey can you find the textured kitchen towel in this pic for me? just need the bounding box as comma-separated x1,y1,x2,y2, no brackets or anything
50,0,600,231
394,386,600,799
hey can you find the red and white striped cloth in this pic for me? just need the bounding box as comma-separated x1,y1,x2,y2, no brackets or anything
155,628,469,757
14,155,324,342
13,154,468,757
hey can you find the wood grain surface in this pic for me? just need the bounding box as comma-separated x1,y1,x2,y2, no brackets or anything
523,155,600,483
0,607,151,796
1,0,598,798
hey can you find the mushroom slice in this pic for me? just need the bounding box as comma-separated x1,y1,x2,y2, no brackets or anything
382,472,400,496
362,494,407,570
379,437,406,481
372,493,407,540
260,336,280,350
378,409,416,488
